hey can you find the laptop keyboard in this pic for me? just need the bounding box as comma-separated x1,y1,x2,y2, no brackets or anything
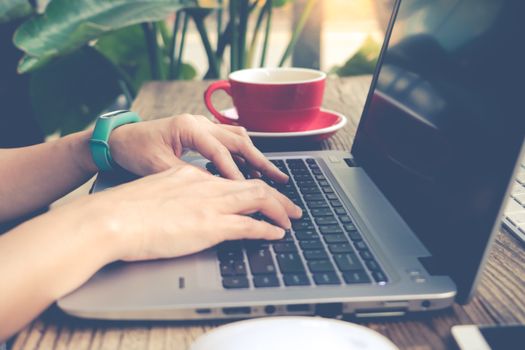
207,158,388,289
504,160,525,241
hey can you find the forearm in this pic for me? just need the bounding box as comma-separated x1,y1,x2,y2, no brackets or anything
0,130,98,222
0,198,121,341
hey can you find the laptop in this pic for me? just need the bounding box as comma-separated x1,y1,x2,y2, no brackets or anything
502,155,525,242
58,0,525,320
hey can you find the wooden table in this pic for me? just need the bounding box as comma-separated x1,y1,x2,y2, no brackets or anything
13,76,525,350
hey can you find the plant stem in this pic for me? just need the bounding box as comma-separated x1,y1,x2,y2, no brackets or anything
278,0,317,67
260,0,272,67
142,22,161,80
169,10,183,79
175,11,190,79
191,13,220,79
238,0,249,69
247,0,268,68
229,0,238,72
217,0,223,50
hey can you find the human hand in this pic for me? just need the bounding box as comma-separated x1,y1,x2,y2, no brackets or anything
88,164,302,261
108,114,288,182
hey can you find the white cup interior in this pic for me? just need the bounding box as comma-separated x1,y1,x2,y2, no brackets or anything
229,68,326,85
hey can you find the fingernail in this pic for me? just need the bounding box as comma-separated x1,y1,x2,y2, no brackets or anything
295,205,303,216
275,227,286,237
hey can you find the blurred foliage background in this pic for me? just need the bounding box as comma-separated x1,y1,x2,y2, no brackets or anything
0,0,384,145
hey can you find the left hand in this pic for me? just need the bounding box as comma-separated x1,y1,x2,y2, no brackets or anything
108,114,289,182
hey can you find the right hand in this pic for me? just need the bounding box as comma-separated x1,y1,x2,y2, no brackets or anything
87,164,302,261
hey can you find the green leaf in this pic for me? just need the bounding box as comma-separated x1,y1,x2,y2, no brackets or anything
178,62,197,80
14,0,197,73
332,36,380,77
95,24,150,91
30,46,122,136
0,0,33,23
272,0,293,8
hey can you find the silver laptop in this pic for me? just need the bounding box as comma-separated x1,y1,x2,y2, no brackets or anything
502,156,525,242
58,0,525,320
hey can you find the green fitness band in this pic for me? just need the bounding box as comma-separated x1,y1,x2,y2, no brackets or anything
89,110,141,172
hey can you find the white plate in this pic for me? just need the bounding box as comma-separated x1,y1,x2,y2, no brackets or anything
218,108,348,138
190,316,399,350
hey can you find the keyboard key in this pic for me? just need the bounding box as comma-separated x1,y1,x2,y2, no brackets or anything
300,187,322,194
283,273,311,286
313,272,341,285
218,250,243,262
253,274,280,288
372,271,388,283
319,180,329,187
222,276,250,289
334,207,347,215
359,249,374,260
333,253,363,271
328,243,355,253
315,174,326,181
311,169,323,175
326,193,338,200
304,193,324,201
299,239,324,250
303,249,329,260
366,259,381,271
346,230,362,241
319,225,344,234
286,159,307,169
322,186,334,194
339,215,352,224
294,229,319,241
315,216,338,225
306,200,329,209
247,248,277,275
292,221,315,231
273,242,298,253
276,252,306,273
342,271,371,284
308,259,335,272
330,200,343,207
310,208,333,217
354,240,368,251
220,262,236,276
305,158,316,165
295,180,315,187
324,234,349,243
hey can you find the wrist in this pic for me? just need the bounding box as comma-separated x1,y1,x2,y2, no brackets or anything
67,130,99,175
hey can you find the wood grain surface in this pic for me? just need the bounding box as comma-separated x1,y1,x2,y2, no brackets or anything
12,76,525,350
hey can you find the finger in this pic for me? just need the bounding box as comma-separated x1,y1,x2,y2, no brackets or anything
213,127,289,183
221,215,286,241
215,180,301,227
192,132,245,180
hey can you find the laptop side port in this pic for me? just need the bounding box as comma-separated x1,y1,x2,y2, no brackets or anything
354,308,407,318
315,303,343,317
195,308,212,315
286,304,311,313
222,307,251,315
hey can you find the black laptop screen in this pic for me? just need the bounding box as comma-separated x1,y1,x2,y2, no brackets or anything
352,0,525,302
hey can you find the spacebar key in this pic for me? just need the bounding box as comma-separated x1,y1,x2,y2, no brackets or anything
247,248,277,275
276,252,306,273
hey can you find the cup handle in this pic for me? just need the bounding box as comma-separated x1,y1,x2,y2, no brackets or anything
204,80,238,125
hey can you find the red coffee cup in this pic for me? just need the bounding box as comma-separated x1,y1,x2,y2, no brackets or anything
204,68,326,132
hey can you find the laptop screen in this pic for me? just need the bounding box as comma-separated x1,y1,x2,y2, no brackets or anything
352,0,525,302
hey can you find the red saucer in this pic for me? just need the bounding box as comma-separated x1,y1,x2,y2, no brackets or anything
218,108,347,141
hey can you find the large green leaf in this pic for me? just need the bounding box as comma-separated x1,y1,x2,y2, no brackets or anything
14,0,197,73
30,46,122,135
0,0,33,23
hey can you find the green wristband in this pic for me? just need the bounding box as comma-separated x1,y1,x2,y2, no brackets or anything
89,110,141,172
